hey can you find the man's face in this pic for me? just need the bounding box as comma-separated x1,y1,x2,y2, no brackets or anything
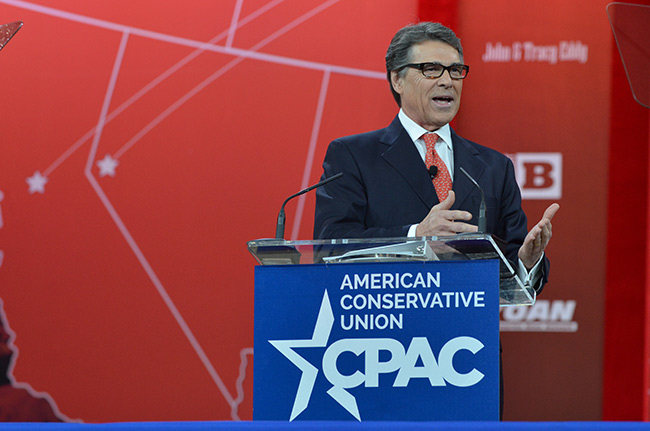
391,40,463,131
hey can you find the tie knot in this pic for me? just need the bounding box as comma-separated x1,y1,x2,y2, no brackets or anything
423,132,439,149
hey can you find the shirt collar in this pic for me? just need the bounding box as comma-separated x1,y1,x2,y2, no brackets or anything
398,109,453,150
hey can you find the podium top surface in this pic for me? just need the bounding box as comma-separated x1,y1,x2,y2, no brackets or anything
247,234,536,306
247,234,504,265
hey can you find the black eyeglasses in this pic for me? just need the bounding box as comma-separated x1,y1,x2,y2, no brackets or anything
401,62,469,80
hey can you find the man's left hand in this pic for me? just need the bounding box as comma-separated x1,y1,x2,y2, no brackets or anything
518,203,560,270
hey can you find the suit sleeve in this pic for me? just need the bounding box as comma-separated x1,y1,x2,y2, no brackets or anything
497,158,549,292
314,139,411,239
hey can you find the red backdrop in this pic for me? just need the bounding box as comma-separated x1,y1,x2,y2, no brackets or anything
0,0,418,422
604,0,650,420
0,0,647,423
454,0,611,421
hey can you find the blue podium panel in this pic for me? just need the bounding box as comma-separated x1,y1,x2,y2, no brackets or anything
254,260,500,422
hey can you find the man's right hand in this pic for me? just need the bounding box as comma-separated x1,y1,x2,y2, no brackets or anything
415,191,478,236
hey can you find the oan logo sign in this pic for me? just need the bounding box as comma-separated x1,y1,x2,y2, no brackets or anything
500,299,578,332
508,152,563,200
269,291,485,421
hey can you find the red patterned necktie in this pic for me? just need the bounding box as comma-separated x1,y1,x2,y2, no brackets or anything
423,132,452,201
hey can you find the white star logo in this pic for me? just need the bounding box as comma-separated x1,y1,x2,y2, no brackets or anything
26,171,48,194
269,290,336,421
97,154,119,177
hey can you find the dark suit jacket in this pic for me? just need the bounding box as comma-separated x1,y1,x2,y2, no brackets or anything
314,115,548,290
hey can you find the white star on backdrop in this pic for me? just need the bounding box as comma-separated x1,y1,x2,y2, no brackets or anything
26,171,48,194
97,154,119,177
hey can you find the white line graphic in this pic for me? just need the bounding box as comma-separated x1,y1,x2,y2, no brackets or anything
114,0,342,159
82,29,239,412
226,0,244,49
0,0,383,79
291,69,331,240
84,31,129,174
40,0,288,177
2,0,380,420
232,347,254,420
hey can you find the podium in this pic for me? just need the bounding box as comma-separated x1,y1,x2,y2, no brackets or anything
248,234,535,422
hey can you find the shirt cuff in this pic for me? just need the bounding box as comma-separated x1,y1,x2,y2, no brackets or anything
407,224,419,237
517,253,545,288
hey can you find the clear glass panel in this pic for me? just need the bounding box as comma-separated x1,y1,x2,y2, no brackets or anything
247,234,536,307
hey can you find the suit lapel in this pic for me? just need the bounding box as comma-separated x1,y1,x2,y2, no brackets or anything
451,129,486,210
378,119,486,212
380,116,438,209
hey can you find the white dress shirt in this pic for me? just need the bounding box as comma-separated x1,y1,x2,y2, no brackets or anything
397,109,543,287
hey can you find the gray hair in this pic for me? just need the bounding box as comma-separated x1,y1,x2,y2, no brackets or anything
385,22,463,106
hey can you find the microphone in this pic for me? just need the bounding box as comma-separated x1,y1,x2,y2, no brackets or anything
275,172,343,239
428,165,438,179
458,167,487,233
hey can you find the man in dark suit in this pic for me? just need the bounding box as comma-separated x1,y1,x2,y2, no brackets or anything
314,22,558,290
313,22,559,418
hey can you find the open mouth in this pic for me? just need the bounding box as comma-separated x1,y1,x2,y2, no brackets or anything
432,96,454,106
